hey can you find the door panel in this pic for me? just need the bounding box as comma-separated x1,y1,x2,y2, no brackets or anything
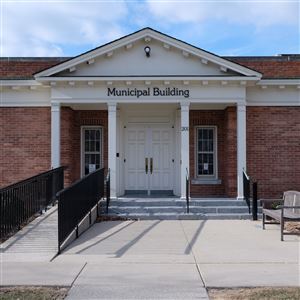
125,124,173,194
125,126,148,191
150,127,172,191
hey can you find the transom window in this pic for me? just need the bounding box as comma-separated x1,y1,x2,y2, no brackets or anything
82,127,103,176
196,127,217,177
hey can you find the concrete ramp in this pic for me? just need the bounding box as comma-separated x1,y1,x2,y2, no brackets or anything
1,206,58,262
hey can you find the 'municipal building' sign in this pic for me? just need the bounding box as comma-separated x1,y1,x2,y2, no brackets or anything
107,87,190,98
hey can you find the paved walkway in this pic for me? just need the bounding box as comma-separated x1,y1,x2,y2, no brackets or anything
1,218,299,299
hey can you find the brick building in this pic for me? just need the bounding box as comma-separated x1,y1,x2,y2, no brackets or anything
1,28,299,199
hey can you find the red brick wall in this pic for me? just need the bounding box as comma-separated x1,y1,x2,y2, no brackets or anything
224,107,237,197
60,109,108,186
0,107,51,187
0,107,108,188
2,106,298,199
189,109,237,197
60,107,77,185
247,107,300,198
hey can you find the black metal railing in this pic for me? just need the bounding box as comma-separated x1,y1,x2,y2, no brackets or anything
57,168,105,253
186,168,190,214
243,169,258,220
106,169,110,214
0,167,65,240
243,170,251,213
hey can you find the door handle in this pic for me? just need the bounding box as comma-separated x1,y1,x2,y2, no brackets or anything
145,158,148,174
150,158,153,174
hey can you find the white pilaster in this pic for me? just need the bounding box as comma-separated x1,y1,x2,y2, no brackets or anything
108,102,117,198
237,104,246,199
180,101,190,199
51,101,60,168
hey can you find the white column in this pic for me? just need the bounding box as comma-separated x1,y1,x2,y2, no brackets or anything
180,101,190,199
237,104,246,199
51,101,60,168
108,102,117,199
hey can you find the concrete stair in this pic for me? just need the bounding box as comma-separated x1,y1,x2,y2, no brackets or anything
103,198,262,220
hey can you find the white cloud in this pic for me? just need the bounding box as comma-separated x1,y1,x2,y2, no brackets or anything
1,0,298,56
146,0,299,27
1,0,128,56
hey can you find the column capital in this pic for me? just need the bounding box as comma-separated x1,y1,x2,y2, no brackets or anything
51,101,60,112
180,101,190,111
237,103,246,112
107,102,117,112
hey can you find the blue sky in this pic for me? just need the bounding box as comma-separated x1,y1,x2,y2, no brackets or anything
1,0,299,57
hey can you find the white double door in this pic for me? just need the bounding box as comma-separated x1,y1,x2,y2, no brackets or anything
125,124,174,195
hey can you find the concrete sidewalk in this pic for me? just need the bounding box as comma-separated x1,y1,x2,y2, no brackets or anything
1,219,299,299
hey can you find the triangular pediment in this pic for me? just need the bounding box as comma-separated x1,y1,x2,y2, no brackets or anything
34,28,262,79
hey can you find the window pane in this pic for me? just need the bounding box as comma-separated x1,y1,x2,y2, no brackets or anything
197,127,215,176
90,130,95,140
83,128,103,175
209,140,213,151
96,141,100,152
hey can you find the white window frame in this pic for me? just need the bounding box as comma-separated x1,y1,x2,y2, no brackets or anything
195,126,218,179
81,126,104,177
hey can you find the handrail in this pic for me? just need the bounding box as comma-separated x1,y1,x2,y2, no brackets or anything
106,168,111,214
57,168,104,253
243,168,250,181
186,168,190,214
243,168,258,221
0,167,65,240
243,169,251,213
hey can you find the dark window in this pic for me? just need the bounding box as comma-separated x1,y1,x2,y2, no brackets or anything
196,127,216,176
83,128,103,175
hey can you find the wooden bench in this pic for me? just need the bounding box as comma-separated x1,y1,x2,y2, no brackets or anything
261,191,300,241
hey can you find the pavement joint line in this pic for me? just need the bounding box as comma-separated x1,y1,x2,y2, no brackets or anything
179,220,206,287
69,262,87,287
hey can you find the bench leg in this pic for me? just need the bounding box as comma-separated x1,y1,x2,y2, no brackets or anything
262,213,265,230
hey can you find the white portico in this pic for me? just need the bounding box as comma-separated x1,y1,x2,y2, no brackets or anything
34,28,262,199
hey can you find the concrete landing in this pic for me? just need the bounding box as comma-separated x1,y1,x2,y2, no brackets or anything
1,217,299,299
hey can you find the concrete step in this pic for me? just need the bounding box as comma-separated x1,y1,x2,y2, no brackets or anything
109,205,261,214
104,197,262,220
112,212,262,220
110,198,252,207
